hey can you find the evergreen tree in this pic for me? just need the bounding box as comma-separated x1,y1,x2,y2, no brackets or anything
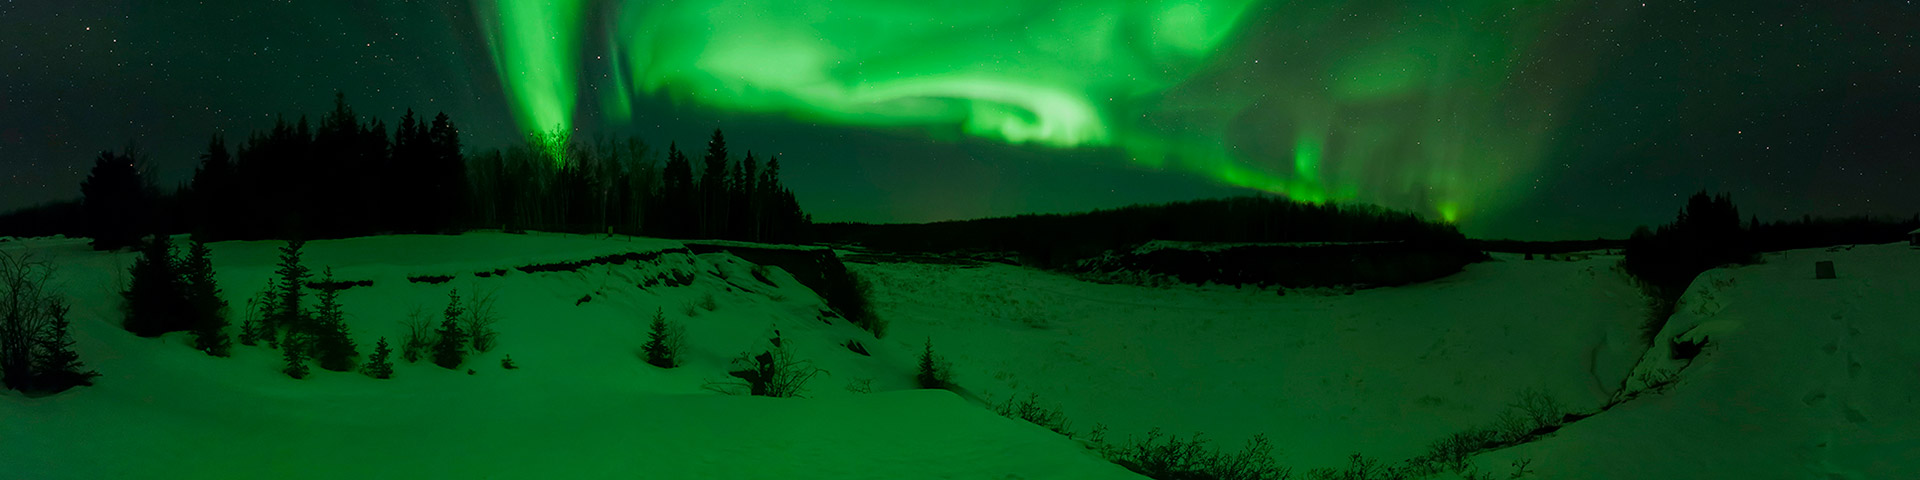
281,331,308,379
123,235,184,337
428,112,466,233
29,303,100,392
917,337,951,390
700,129,730,237
392,109,424,232
182,238,230,356
661,143,695,237
309,268,357,372
79,147,150,251
187,135,235,240
362,337,393,379
432,289,467,369
740,153,759,241
270,240,311,339
643,308,676,368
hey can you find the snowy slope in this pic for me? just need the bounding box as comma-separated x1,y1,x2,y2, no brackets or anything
1475,243,1920,480
857,252,1651,471
0,233,1138,479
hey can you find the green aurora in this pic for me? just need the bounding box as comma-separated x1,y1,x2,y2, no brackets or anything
480,0,1595,224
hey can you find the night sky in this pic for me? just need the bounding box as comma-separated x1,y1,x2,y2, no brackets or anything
3,1,1915,240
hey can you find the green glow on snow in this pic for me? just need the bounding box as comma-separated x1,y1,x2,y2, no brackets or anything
480,0,1585,224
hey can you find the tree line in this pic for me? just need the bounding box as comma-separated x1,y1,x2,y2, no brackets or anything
67,93,811,250
816,195,1472,267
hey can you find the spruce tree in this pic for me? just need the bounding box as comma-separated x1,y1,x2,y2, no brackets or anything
362,337,393,379
270,240,310,339
917,337,950,390
431,290,467,369
662,143,696,237
181,239,230,356
643,308,675,368
79,148,148,251
309,268,357,372
189,135,235,240
700,129,730,237
31,303,100,392
281,331,308,379
123,235,183,337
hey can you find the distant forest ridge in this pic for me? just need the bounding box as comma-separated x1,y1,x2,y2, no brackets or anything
815,195,1472,266
0,93,810,248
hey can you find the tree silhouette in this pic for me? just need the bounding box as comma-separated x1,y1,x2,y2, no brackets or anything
700,129,730,238
182,238,230,356
123,235,184,337
80,147,148,250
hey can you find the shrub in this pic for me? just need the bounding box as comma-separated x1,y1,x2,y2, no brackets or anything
1099,429,1288,480
431,290,468,369
1508,389,1565,438
3,250,102,394
1308,454,1409,480
238,279,273,347
698,292,718,312
844,378,873,394
501,354,517,370
839,268,885,337
361,337,394,379
759,346,823,398
399,306,434,363
1407,389,1565,476
461,289,500,353
1409,428,1500,475
709,333,823,398
916,337,954,389
992,393,1073,436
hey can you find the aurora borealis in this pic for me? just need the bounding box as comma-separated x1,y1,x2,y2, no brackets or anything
478,0,1557,222
2,1,1916,239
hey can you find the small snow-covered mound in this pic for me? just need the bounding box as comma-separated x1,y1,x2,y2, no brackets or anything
1480,243,1920,479
0,233,1135,479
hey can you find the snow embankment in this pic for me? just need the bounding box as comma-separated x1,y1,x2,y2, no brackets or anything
858,252,1649,471
0,233,1136,479
1479,243,1920,479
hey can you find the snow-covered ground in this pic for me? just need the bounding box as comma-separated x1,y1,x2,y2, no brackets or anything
860,244,1920,477
0,233,1136,479
1480,243,1920,479
8,232,1914,478
858,252,1652,471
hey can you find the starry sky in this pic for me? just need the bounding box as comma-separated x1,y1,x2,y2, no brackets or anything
2,0,1915,240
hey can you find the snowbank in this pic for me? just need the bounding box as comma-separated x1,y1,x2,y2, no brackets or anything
858,252,1649,470
1478,243,1920,479
0,233,1136,479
